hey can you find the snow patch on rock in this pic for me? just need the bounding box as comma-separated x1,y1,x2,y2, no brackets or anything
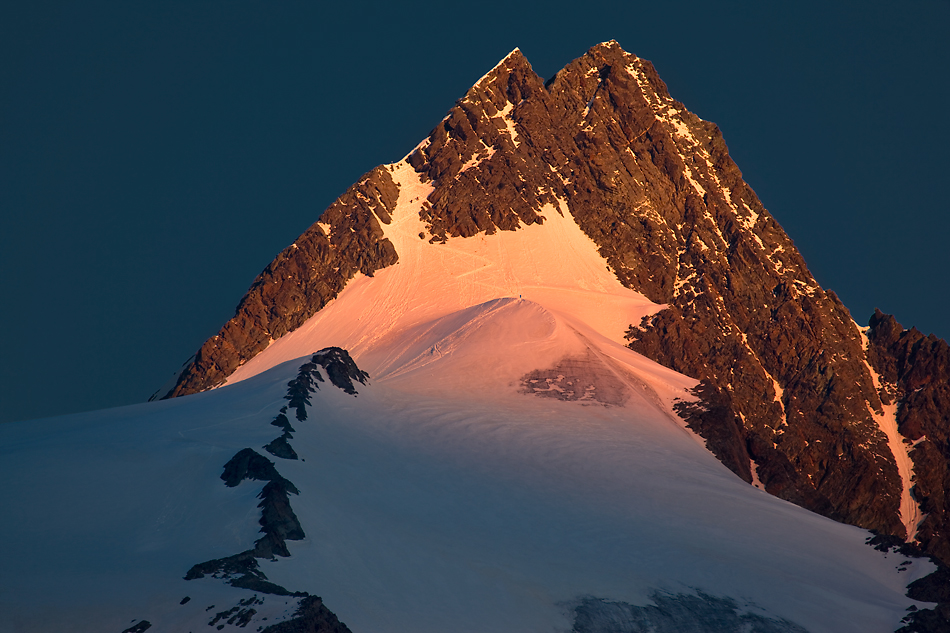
859,327,924,541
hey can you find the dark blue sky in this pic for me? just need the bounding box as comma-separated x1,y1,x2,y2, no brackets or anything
2,1,948,424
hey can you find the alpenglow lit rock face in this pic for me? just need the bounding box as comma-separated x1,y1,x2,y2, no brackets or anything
162,41,949,568
138,42,950,630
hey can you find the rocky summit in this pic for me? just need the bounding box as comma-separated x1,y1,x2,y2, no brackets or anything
159,42,949,627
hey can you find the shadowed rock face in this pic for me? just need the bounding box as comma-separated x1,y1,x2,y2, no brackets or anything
570,593,808,633
162,42,949,566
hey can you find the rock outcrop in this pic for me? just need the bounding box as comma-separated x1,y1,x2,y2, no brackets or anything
261,596,353,633
186,348,366,610
165,169,398,397
571,593,808,633
163,42,950,571
868,310,950,564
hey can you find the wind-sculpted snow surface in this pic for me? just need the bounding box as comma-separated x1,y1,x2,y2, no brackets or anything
0,316,938,631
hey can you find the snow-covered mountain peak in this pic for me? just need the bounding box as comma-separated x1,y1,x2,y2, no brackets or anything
125,41,950,631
